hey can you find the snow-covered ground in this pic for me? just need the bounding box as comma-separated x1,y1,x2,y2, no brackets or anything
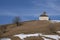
57,31,60,33
42,37,52,40
14,33,40,40
0,38,11,40
14,33,60,40
41,35,59,40
1,33,60,40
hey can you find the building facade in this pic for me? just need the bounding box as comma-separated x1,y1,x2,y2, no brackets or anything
39,12,49,20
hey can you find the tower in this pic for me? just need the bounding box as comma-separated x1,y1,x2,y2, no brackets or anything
39,12,49,20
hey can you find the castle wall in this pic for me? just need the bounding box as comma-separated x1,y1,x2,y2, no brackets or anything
39,17,49,20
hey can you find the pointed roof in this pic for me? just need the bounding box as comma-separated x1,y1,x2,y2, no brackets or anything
40,12,48,17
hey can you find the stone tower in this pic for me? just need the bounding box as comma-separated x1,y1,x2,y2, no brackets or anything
39,12,49,20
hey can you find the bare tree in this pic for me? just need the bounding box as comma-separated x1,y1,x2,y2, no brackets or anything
13,16,21,26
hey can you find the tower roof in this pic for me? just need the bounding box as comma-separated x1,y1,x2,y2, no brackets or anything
40,12,48,17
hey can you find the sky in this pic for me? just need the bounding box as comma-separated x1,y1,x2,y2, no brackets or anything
0,0,60,24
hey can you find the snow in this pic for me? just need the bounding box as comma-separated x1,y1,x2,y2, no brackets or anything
42,37,51,40
14,33,41,39
1,33,60,40
41,35,59,40
0,38,11,40
14,33,60,40
57,31,60,33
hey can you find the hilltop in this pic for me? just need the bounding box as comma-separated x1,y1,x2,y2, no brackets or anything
0,20,60,40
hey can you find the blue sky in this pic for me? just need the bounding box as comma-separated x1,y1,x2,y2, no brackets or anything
0,0,60,24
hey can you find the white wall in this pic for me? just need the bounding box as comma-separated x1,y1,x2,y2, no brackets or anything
39,17,49,20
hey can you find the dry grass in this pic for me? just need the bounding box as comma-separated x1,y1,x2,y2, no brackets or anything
0,20,60,37
24,36,43,40
10,36,21,40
